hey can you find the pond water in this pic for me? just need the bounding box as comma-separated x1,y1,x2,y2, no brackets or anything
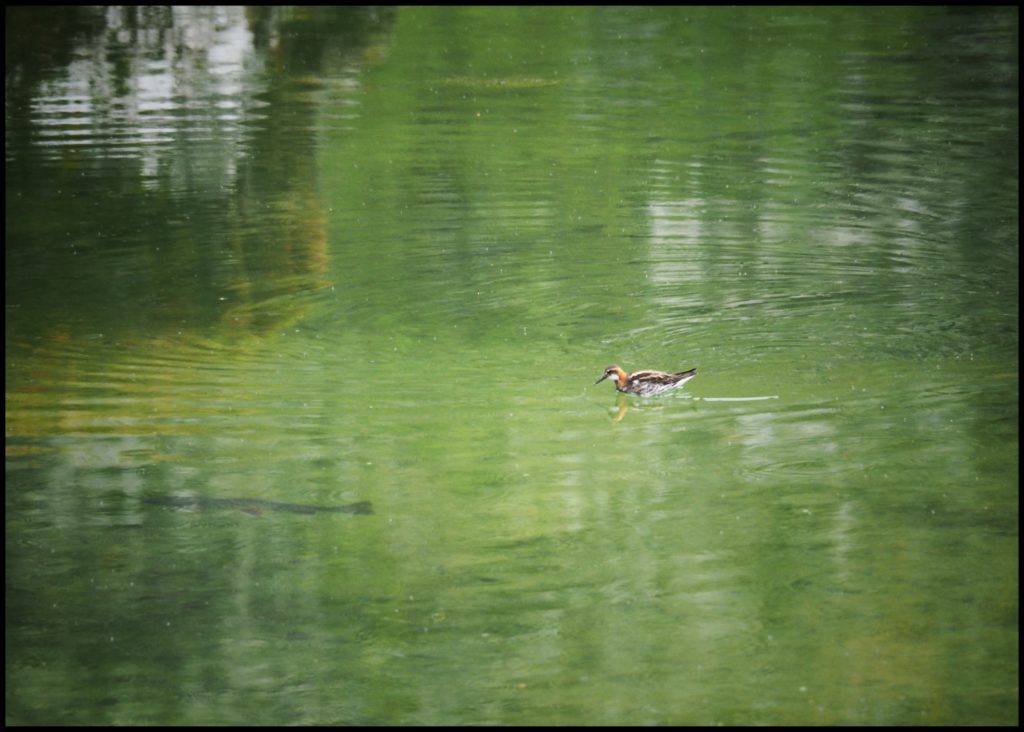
6,6,1018,725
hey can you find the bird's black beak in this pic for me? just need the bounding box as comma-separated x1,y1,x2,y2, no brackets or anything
595,373,609,385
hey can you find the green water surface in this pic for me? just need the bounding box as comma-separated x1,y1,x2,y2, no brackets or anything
6,6,1018,725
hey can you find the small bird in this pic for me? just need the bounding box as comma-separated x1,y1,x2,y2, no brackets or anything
595,364,697,396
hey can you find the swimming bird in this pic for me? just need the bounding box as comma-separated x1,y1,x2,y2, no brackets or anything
595,364,697,396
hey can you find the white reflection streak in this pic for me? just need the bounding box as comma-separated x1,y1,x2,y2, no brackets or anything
698,396,779,401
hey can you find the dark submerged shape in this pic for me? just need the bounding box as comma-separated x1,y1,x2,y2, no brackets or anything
145,495,374,515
